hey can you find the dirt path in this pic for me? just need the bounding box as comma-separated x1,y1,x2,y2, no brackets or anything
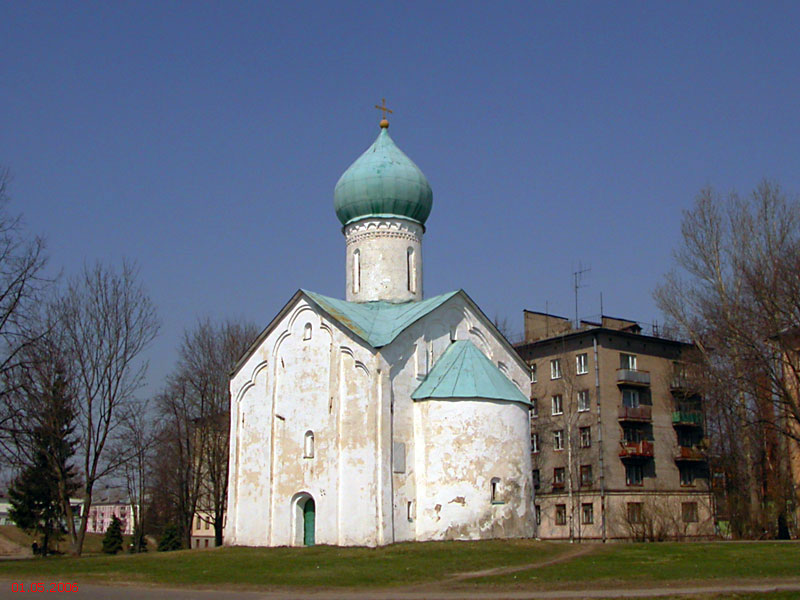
441,541,599,582
0,536,28,559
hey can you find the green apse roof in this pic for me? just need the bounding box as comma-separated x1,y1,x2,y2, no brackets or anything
412,340,530,406
333,127,433,227
303,289,458,348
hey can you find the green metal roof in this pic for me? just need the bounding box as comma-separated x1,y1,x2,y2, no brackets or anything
333,128,433,227
411,340,530,405
303,289,458,348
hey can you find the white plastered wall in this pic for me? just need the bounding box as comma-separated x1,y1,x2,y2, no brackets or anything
225,297,387,547
381,292,533,542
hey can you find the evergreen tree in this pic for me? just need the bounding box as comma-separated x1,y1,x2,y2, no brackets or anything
157,524,182,551
102,516,123,554
8,450,61,556
8,367,80,556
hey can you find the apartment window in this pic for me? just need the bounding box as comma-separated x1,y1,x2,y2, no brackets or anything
622,388,640,408
627,502,644,523
531,433,539,454
555,504,567,526
550,358,562,380
553,467,566,486
579,426,591,448
531,363,537,383
531,398,538,418
535,504,541,525
552,394,563,415
581,503,594,525
680,465,694,486
580,464,593,487
303,323,312,341
196,518,201,530
682,502,698,523
553,429,564,451
576,353,588,375
625,463,644,486
204,520,210,530
532,469,540,490
577,390,590,412
620,353,637,370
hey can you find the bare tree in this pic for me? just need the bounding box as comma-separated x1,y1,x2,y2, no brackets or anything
153,378,202,548
655,181,800,537
119,399,155,552
156,319,257,548
0,167,49,402
58,261,159,555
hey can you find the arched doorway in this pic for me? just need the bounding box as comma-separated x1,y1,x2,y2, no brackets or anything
291,493,315,546
302,498,315,546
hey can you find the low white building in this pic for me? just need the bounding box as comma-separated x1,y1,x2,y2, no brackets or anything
225,117,534,547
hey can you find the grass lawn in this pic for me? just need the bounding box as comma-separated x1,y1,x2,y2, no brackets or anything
0,539,570,588
0,539,796,591
471,541,800,589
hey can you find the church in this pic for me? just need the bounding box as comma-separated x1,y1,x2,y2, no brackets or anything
224,111,534,547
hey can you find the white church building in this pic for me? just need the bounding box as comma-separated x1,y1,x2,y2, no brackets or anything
224,115,534,547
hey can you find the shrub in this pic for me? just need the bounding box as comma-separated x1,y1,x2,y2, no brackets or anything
102,516,123,554
157,524,182,552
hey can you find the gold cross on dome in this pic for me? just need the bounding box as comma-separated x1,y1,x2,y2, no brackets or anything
375,98,393,128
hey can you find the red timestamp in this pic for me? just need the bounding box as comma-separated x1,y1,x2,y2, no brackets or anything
11,582,78,593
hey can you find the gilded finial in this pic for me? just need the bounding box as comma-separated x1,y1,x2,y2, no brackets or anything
375,98,393,128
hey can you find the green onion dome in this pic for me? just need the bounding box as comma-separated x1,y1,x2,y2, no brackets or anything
334,126,433,227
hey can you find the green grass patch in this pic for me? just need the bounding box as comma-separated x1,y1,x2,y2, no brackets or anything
472,541,800,588
0,540,797,591
0,539,569,588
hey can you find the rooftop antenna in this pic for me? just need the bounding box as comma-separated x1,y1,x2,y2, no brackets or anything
600,292,604,320
545,300,549,336
573,263,591,329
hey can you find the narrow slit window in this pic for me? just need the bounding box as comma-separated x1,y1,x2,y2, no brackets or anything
490,477,501,503
407,247,416,293
304,431,314,458
353,249,361,294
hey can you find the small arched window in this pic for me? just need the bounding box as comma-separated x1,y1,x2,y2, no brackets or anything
353,249,361,294
490,477,501,503
303,323,312,341
304,431,314,458
407,247,416,293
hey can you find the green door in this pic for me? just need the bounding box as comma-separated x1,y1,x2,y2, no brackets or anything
303,498,315,546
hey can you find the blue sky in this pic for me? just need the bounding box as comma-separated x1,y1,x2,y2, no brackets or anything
2,1,799,395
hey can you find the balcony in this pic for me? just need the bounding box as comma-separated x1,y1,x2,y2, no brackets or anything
670,376,691,392
618,405,652,422
672,410,702,427
619,440,654,459
617,368,651,387
675,445,705,462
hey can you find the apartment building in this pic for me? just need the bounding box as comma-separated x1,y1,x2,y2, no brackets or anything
515,312,714,541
